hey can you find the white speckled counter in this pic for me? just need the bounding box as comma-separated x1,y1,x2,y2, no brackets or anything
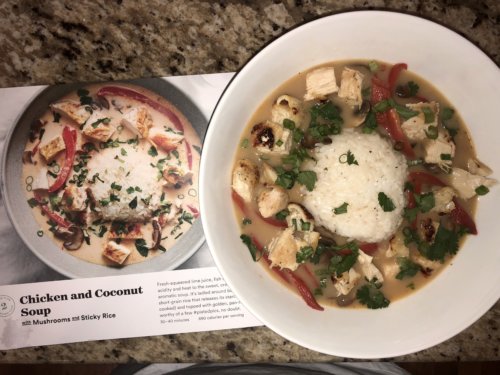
0,0,498,363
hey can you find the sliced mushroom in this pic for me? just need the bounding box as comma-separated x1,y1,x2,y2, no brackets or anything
151,220,161,250
53,225,84,251
351,99,371,127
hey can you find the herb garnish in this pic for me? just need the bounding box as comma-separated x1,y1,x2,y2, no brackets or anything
91,118,111,128
77,88,93,106
333,202,349,215
356,281,390,309
135,239,149,257
395,257,420,280
378,192,396,212
240,234,260,261
339,150,358,165
275,209,289,221
296,246,314,264
475,185,489,196
148,146,158,157
307,101,343,141
129,196,138,209
328,245,359,277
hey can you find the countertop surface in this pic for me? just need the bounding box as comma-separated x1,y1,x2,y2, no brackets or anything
0,0,499,363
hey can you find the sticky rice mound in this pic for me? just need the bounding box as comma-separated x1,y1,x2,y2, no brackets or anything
302,129,408,243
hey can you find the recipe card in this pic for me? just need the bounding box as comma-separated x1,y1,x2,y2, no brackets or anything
0,73,262,350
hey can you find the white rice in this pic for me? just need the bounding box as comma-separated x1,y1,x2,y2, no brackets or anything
87,146,163,222
302,129,408,243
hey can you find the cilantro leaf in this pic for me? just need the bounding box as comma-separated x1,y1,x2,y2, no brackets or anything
308,101,343,140
414,192,435,213
396,257,420,280
425,225,459,262
378,192,396,212
275,167,296,189
333,202,348,215
356,282,390,309
297,170,317,191
148,146,158,157
422,107,435,124
362,111,378,134
135,239,149,257
275,209,289,221
328,247,359,276
240,234,260,261
296,246,314,264
441,107,455,121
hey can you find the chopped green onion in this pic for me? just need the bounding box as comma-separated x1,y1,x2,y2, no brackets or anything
475,185,489,196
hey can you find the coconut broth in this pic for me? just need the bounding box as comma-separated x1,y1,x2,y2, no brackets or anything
23,83,201,267
232,60,477,309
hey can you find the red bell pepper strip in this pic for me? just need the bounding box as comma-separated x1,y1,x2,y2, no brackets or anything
388,63,407,94
97,85,194,169
450,198,477,235
300,264,321,289
408,171,445,193
257,239,323,311
371,78,415,158
283,269,324,311
359,242,379,255
48,126,77,193
186,204,200,219
33,192,72,228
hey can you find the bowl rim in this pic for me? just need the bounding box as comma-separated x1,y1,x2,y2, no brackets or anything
200,10,500,358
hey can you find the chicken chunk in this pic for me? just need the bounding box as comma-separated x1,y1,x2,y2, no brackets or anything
251,121,292,155
257,185,289,218
386,231,410,258
103,241,131,264
432,186,456,214
467,158,493,177
121,106,153,138
82,116,115,142
286,203,314,231
62,185,87,211
50,100,91,125
162,165,193,188
357,250,384,283
423,130,455,171
267,227,319,271
149,127,184,153
271,95,306,129
338,68,364,107
401,101,440,142
449,167,497,199
31,167,49,191
39,135,66,162
304,67,339,101
333,268,361,296
232,159,259,203
259,163,278,185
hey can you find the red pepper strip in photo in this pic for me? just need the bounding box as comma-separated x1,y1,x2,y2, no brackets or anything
371,77,415,159
33,192,72,228
450,198,477,235
48,126,77,193
388,63,408,94
256,239,323,311
359,242,379,255
408,171,446,193
186,204,200,219
96,86,193,169
231,189,251,218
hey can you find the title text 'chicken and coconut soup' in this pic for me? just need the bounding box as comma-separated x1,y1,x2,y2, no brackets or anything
231,61,497,310
23,84,201,267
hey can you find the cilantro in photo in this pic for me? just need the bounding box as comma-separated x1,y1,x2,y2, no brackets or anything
300,220,311,231
135,239,149,257
407,282,415,290
441,107,455,121
99,198,110,207
296,246,314,264
91,117,111,128
407,81,419,97
339,150,358,165
373,99,392,113
362,111,377,134
368,60,379,72
421,107,435,124
328,247,359,277
396,257,420,280
297,170,317,191
109,193,120,203
293,128,304,143
120,148,127,156
403,207,418,223
282,148,314,169
172,149,180,159
111,182,122,191
393,103,419,120
423,224,459,262
129,196,138,209
27,197,39,208
240,234,260,261
356,282,390,309
276,139,284,147
148,146,158,157
77,88,93,106
283,119,295,130
414,192,435,213
475,185,489,196
275,209,289,221
126,186,135,194
97,225,107,238
275,167,296,189
440,153,452,160
333,202,348,215
378,192,396,212
425,125,438,139
242,218,252,226
308,101,343,140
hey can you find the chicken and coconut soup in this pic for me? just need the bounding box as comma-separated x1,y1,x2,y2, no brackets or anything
232,61,497,310
23,84,201,267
